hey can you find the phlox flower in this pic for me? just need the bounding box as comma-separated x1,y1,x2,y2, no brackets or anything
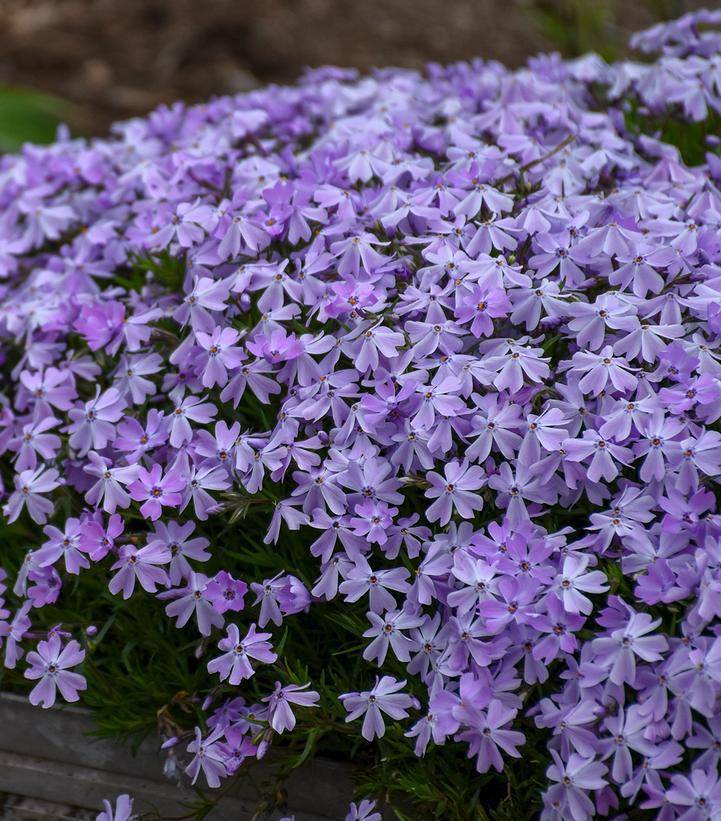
207,623,276,684
128,464,184,521
3,466,61,524
425,459,485,525
340,676,418,741
263,681,320,733
24,634,86,709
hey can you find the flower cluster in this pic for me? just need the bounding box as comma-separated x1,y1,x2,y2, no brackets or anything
2,9,721,819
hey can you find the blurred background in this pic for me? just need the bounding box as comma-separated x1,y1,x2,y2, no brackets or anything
0,0,710,148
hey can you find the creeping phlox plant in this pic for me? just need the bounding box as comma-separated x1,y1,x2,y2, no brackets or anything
2,9,721,820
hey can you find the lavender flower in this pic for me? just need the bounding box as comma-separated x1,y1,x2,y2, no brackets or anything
340,676,418,741
24,634,86,708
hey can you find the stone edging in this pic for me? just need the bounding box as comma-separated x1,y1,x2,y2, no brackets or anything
0,694,353,820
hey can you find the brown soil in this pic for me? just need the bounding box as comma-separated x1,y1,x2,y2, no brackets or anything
0,0,709,135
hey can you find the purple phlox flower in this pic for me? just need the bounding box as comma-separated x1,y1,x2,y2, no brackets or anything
330,232,391,277
24,633,86,709
154,199,216,249
1,600,32,669
185,725,227,788
465,395,524,462
600,704,657,785
193,419,240,465
263,681,320,733
406,612,446,684
591,608,668,686
476,575,537,635
457,699,525,773
83,451,140,513
544,751,608,821
327,277,379,319
363,608,425,666
529,229,586,286
73,301,126,354
36,518,90,575
67,387,126,455
412,377,467,430
568,345,638,396
518,407,570,461
437,611,510,674
349,499,398,545
535,696,602,759
264,498,309,545
19,367,76,416
217,724,257,775
407,537,454,607
670,430,721,494
113,352,163,405
108,542,170,599
666,768,721,821
687,716,721,771
632,410,686,482
9,415,61,472
532,593,586,663
509,279,570,332
246,328,305,365
168,395,217,448
291,462,347,516
448,552,499,615
147,520,211,585
487,459,556,525
406,317,465,360
96,794,135,821
553,554,609,615
339,455,404,507
195,326,244,388
385,512,431,560
342,322,405,373
205,571,248,614
250,574,288,627
609,245,673,297
128,463,185,521
598,395,656,441
425,459,485,525
404,701,450,757
340,676,418,741
175,275,231,332
562,429,632,483
620,741,684,803
3,465,61,524
587,486,656,552
113,409,168,460
79,513,124,562
220,355,282,407
345,798,382,821
178,458,230,521
482,338,551,394
207,622,276,684
26,565,62,608
160,572,224,636
567,294,639,351
339,554,410,613
614,320,685,364
275,574,311,618
213,206,269,260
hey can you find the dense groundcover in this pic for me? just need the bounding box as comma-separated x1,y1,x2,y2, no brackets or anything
2,9,721,820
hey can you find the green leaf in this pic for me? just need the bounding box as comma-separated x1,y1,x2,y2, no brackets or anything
0,86,64,152
291,727,321,769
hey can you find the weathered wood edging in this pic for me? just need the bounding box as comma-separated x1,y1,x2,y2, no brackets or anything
0,694,353,819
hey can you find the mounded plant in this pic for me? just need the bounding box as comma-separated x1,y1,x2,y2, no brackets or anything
2,10,721,821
